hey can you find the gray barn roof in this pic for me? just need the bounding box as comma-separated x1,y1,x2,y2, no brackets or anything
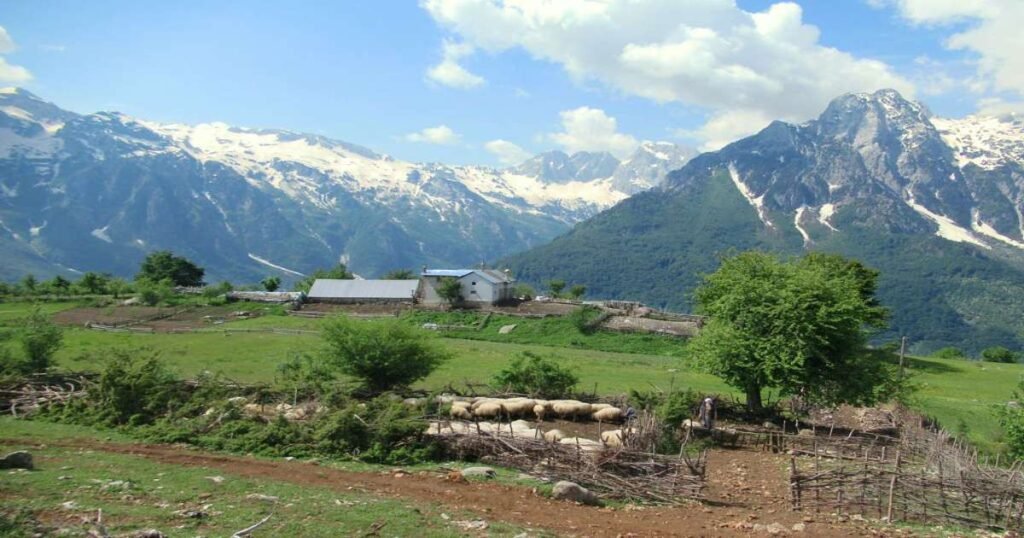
307,279,419,300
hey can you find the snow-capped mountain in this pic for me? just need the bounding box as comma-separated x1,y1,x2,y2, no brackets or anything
504,89,1024,353
0,88,690,282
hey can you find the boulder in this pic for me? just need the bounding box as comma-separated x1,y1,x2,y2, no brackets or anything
0,451,33,470
498,324,517,334
461,466,496,479
551,481,602,506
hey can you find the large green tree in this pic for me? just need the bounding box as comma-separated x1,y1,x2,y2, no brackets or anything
688,251,893,412
136,251,205,287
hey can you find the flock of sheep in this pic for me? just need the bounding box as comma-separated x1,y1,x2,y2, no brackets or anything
445,396,625,423
431,396,632,450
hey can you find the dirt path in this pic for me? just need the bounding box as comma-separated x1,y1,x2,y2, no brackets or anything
3,438,884,536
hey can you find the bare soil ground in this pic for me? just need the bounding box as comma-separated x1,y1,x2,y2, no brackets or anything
52,305,268,332
297,302,412,317
1,437,895,537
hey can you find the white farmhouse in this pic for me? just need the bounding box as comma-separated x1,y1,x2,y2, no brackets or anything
420,268,515,306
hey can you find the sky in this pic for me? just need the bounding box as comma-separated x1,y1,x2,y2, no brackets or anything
1,0,1022,166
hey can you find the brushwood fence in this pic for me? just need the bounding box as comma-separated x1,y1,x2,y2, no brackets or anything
784,406,1024,532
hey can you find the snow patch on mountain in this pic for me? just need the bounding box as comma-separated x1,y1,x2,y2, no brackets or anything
794,206,810,245
728,164,773,229
904,192,989,249
247,253,306,276
933,115,1024,170
90,226,112,243
818,203,839,231
971,210,1024,250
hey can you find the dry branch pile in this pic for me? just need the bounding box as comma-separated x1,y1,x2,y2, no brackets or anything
1,374,90,417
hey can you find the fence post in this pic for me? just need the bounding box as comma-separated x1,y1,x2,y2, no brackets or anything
887,450,902,524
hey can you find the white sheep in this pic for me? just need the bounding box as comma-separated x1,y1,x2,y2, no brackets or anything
543,429,566,442
551,400,592,421
601,429,623,447
533,404,547,421
473,402,502,419
501,398,536,417
559,437,603,453
590,403,613,412
592,407,623,423
449,405,473,420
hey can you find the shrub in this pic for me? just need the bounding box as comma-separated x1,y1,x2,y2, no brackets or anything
261,276,281,292
931,347,966,360
89,349,185,426
997,379,1024,460
491,351,578,398
568,284,586,300
314,396,435,464
568,305,601,334
980,346,1018,363
136,277,174,306
321,316,450,393
137,250,205,286
18,307,63,373
436,277,463,306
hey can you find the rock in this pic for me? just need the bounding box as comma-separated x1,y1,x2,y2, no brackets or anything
753,522,787,534
453,520,488,531
797,429,816,437
227,396,248,405
551,481,602,506
0,451,33,470
246,493,279,503
206,475,225,484
461,466,496,479
762,421,780,431
60,501,79,510
131,530,166,538
792,522,806,532
498,324,517,334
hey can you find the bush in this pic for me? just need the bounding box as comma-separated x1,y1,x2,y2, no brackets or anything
321,316,449,393
137,250,205,286
18,307,63,373
136,277,174,306
314,397,436,464
568,305,602,334
931,347,966,360
491,351,578,398
981,346,1019,363
997,379,1024,460
89,349,185,426
628,387,702,453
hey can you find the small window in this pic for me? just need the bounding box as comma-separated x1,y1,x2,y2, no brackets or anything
471,281,476,285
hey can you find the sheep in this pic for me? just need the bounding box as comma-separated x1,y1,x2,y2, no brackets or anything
601,429,623,447
500,398,536,417
591,406,623,423
473,402,502,419
533,404,547,421
590,403,613,412
558,437,603,453
470,398,496,411
551,400,592,421
543,429,566,442
449,405,473,420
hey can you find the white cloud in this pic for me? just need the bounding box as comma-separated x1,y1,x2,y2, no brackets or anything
878,0,1024,111
485,139,532,165
548,107,638,158
404,124,462,145
422,0,913,148
426,39,485,89
0,26,31,83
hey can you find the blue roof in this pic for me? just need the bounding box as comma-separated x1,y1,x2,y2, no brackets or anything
422,269,474,278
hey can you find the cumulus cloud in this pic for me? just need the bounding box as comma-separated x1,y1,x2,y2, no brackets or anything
548,107,638,158
404,125,462,145
0,26,32,83
485,139,532,165
877,0,1024,109
426,39,485,89
422,0,913,148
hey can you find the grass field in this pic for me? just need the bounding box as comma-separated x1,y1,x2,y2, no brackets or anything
0,419,531,537
4,300,1023,454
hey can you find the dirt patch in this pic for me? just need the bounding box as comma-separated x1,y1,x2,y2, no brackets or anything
1,438,885,537
51,305,274,332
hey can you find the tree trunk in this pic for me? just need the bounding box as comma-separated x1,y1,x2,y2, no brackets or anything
745,385,763,413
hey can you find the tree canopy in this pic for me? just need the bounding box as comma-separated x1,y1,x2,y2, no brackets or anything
688,251,894,411
321,316,449,393
137,251,205,287
294,264,353,293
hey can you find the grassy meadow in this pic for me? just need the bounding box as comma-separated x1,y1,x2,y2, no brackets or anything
2,299,1023,454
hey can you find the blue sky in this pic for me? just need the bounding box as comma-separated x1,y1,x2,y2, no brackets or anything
1,1,1019,166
